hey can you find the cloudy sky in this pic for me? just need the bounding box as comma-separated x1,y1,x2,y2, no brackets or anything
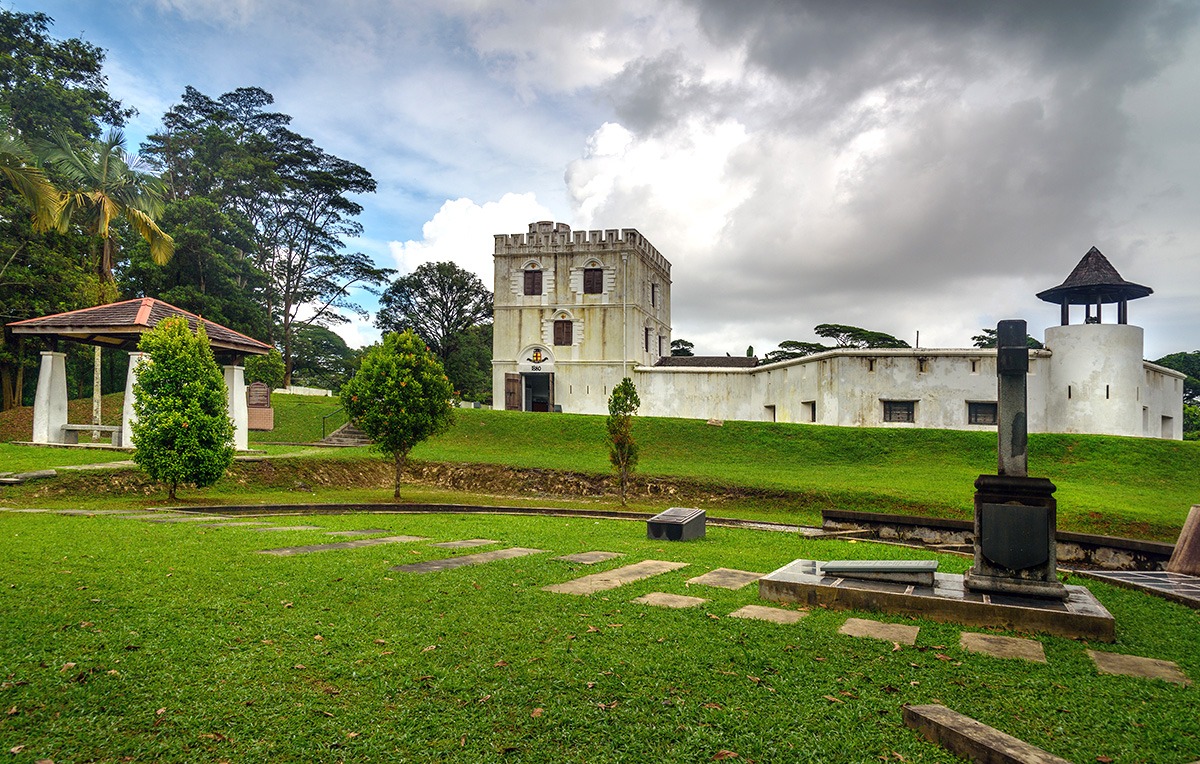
19,0,1200,358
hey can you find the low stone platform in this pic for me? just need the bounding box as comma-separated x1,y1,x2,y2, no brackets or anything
1079,569,1200,610
759,559,1115,642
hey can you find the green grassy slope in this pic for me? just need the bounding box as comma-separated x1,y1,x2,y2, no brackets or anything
3,398,1196,539
411,408,1198,538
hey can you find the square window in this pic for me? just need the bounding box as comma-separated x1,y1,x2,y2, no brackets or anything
553,320,573,346
524,269,542,296
967,401,997,425
883,400,915,423
584,268,603,294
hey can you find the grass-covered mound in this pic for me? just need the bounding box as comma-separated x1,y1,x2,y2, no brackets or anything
0,511,1195,762
2,400,1197,541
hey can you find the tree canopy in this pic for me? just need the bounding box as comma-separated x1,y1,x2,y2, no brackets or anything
764,324,910,363
376,261,493,399
972,327,1044,349
670,339,694,357
1154,351,1200,406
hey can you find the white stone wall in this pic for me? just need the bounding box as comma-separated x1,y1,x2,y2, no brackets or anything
1042,324,1146,437
490,223,1184,439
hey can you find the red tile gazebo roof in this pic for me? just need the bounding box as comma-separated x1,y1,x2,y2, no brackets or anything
6,297,273,355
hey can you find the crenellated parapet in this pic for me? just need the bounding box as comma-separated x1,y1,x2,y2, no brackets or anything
494,221,670,275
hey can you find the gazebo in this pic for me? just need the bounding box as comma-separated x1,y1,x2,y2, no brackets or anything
1036,246,1153,326
7,297,272,450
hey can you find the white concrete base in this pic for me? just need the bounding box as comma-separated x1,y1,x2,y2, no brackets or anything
224,365,248,450
122,352,144,448
31,352,67,444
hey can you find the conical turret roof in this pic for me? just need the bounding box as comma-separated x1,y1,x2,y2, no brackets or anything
1036,246,1152,305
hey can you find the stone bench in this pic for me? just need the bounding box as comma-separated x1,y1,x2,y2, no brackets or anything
61,424,123,447
647,507,706,541
821,559,938,586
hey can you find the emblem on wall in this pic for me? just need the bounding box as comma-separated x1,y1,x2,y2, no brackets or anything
528,349,545,364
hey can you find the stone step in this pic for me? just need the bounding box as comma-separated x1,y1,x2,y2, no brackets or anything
319,422,372,446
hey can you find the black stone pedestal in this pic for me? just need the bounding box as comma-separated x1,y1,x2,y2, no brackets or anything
964,474,1068,600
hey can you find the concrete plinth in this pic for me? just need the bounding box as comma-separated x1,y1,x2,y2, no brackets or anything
224,364,248,450
121,352,144,448
31,351,67,444
965,474,1067,600
760,559,1114,641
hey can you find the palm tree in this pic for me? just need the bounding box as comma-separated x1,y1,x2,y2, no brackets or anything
0,124,61,236
42,128,176,437
43,128,174,283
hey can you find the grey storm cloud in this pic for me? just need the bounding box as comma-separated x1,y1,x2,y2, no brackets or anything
579,1,1200,352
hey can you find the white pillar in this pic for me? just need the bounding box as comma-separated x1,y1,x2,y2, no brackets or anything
121,352,145,449
224,364,248,451
31,351,68,444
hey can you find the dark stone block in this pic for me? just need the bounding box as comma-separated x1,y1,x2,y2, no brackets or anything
647,507,705,541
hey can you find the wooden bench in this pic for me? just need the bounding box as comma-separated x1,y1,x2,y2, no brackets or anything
61,424,123,447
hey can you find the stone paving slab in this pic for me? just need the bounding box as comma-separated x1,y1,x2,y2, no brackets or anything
117,513,179,519
260,535,427,557
632,592,708,608
198,521,271,528
903,704,1072,764
838,617,919,645
254,525,323,532
959,632,1046,663
728,604,806,624
52,509,139,515
687,568,761,590
326,529,391,537
554,551,624,565
543,560,689,595
432,539,499,549
1087,649,1191,686
391,547,546,573
145,515,232,523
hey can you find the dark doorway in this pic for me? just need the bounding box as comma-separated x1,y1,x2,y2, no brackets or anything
523,373,554,412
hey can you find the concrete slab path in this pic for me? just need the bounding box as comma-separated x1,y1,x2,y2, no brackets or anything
543,560,688,595
391,547,545,573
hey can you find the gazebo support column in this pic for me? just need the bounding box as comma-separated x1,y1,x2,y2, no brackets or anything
121,352,144,449
224,364,248,451
31,351,68,444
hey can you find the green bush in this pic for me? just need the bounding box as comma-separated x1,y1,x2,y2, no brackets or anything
341,330,455,497
131,317,234,499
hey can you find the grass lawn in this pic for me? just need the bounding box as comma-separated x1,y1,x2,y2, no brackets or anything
4,401,1198,540
1,510,1196,763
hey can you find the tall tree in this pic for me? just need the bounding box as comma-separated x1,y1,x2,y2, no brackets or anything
0,10,124,410
0,10,131,141
972,328,1044,349
670,339,694,357
119,195,269,339
42,128,175,434
376,261,492,395
1154,351,1200,405
813,323,910,349
143,87,389,383
289,325,356,391
763,340,829,363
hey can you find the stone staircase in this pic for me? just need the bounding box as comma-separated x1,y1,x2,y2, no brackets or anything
319,422,372,447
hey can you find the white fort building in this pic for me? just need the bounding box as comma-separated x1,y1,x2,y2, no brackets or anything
492,221,1185,439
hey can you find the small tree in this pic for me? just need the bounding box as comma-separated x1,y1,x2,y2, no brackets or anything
131,316,234,500
245,348,285,389
340,330,455,498
606,377,640,505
